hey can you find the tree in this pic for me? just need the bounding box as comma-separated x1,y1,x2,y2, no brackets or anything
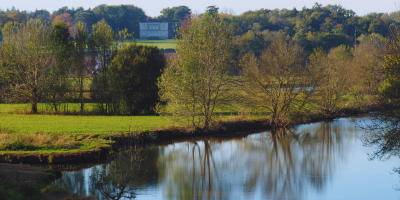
73,21,89,114
53,13,75,35
89,19,132,114
0,19,51,113
92,5,147,38
241,40,311,126
359,24,400,170
158,6,191,38
351,36,386,95
206,6,219,16
1,21,21,38
47,20,73,112
309,45,352,116
379,28,400,106
239,30,265,57
157,13,235,131
29,9,50,23
109,44,166,115
74,10,97,30
89,19,115,114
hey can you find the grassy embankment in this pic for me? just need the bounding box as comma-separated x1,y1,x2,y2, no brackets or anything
0,93,379,163
0,108,176,156
0,100,258,160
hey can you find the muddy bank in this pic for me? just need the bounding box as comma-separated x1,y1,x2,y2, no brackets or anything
0,163,61,184
0,148,109,164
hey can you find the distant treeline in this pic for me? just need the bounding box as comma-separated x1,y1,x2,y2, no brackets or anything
0,4,191,40
232,3,397,52
0,3,398,51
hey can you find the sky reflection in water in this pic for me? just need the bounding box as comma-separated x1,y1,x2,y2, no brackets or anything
60,117,400,200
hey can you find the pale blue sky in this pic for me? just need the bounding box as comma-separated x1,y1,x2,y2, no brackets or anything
1,0,399,17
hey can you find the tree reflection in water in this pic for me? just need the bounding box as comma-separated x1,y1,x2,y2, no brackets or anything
58,146,159,200
360,112,400,190
157,120,356,200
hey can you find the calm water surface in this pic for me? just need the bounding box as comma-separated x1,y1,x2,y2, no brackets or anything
59,117,400,199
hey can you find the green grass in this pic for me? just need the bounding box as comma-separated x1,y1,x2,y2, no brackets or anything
0,113,174,134
135,39,176,49
0,111,177,154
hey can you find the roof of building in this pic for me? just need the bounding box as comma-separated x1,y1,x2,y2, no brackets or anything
140,18,168,23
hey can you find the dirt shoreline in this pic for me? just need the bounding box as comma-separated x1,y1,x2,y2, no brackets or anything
0,107,375,164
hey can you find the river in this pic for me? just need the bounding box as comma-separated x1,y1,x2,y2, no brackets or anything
58,117,400,199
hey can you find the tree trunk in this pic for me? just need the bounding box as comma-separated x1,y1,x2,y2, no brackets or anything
80,78,84,114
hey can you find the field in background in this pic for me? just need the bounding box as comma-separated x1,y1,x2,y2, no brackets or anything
135,39,176,49
0,103,98,114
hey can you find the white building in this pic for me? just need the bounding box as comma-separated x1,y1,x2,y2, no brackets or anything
140,19,168,40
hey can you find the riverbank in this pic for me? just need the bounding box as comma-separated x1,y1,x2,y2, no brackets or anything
0,103,380,164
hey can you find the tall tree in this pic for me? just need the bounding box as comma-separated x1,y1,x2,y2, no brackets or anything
73,21,89,114
157,13,235,131
0,19,51,113
89,19,115,114
89,19,132,114
48,20,73,112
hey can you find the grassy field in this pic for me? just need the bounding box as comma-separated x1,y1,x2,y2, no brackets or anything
135,39,176,49
0,113,174,134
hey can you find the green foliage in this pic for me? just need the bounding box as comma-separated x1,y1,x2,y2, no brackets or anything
92,4,147,38
109,44,166,115
1,21,21,38
381,39,400,102
158,6,191,38
239,30,265,57
74,10,97,30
